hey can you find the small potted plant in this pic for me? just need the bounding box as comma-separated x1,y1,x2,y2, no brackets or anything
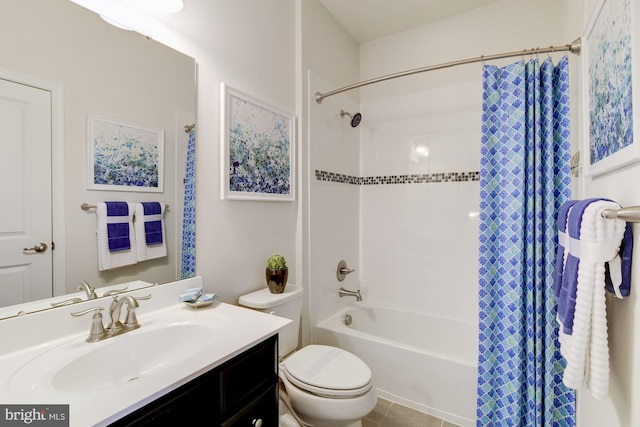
266,254,288,294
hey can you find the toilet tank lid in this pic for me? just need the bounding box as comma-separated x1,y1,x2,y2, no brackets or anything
238,284,303,309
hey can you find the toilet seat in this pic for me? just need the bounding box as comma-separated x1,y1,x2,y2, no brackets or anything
281,345,373,398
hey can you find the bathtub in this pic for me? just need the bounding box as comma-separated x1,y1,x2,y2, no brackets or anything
316,304,477,427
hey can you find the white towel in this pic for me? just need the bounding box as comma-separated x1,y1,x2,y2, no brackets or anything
96,202,137,271
134,202,167,262
562,200,626,400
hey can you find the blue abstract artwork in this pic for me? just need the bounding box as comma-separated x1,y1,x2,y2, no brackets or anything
89,115,164,192
588,0,633,165
225,86,293,200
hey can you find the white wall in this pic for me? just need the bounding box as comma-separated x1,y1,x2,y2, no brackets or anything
300,0,361,343
577,0,640,425
1,0,195,292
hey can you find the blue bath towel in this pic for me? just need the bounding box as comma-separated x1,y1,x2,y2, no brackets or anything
552,200,579,300
557,198,608,334
106,201,131,252
134,202,167,262
556,198,632,335
605,223,633,297
141,202,163,245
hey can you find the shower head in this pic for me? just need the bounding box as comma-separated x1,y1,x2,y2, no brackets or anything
340,109,362,128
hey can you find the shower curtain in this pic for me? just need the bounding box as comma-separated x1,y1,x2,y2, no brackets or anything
476,57,575,426
181,128,196,278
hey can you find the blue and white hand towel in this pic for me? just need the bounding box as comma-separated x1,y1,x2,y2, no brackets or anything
552,199,579,301
96,202,137,271
134,202,167,262
556,199,627,400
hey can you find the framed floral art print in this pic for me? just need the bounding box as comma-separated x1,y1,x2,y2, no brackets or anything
88,114,164,192
583,0,639,177
220,83,295,201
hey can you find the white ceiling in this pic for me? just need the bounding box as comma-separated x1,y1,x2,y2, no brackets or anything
318,0,502,43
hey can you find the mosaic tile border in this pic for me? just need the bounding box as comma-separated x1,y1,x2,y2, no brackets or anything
315,169,480,185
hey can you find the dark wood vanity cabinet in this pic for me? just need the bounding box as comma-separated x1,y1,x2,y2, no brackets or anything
109,334,279,426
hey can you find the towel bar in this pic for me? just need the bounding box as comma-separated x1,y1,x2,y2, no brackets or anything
602,206,640,223
81,203,169,211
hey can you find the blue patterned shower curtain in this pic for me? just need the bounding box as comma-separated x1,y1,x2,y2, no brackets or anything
476,57,575,426
181,128,196,278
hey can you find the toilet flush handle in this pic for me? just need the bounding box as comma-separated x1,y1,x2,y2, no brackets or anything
267,311,275,315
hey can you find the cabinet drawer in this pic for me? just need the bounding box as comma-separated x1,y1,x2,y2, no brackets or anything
219,335,278,415
221,384,278,427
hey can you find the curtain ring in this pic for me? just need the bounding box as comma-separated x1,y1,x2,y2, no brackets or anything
548,45,554,59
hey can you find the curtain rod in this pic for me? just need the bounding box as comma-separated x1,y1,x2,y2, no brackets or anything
315,37,581,104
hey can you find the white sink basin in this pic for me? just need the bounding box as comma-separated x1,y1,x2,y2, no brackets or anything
9,322,219,394
53,324,216,393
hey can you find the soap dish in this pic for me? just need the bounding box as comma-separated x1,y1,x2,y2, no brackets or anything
184,299,213,309
183,293,218,309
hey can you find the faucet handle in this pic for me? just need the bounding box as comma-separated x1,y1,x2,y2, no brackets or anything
123,294,151,329
71,307,107,342
51,297,83,307
102,287,128,297
337,260,355,281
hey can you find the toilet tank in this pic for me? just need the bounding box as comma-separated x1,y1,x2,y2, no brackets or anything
238,284,303,358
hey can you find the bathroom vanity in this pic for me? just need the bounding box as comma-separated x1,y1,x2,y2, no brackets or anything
0,277,290,426
109,335,278,426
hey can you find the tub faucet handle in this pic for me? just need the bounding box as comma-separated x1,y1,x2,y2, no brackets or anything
337,260,355,281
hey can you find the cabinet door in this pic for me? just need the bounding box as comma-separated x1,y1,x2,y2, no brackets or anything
108,369,220,426
219,335,278,416
221,384,278,427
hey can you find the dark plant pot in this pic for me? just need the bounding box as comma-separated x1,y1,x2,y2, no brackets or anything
266,267,288,294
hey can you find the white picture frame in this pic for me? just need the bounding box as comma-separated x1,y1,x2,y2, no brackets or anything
583,0,639,177
87,114,164,193
220,83,295,201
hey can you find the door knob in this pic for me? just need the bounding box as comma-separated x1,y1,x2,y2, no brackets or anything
23,243,48,253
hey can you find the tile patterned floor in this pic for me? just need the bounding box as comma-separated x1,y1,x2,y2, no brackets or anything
362,398,461,427
280,394,461,427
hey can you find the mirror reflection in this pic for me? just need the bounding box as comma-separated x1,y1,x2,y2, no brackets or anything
0,0,196,317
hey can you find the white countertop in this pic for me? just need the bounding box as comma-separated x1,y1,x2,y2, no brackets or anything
0,278,290,426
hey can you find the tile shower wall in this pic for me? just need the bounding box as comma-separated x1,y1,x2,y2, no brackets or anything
308,71,361,342
359,82,481,323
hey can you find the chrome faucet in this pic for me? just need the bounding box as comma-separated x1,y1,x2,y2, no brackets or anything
339,287,362,301
71,294,151,342
108,295,140,335
76,281,97,300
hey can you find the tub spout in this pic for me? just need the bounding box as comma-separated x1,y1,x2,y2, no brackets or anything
339,287,362,302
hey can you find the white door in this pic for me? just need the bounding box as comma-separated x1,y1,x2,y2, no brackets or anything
0,78,53,307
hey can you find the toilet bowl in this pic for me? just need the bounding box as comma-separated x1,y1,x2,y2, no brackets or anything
238,285,377,426
279,344,377,426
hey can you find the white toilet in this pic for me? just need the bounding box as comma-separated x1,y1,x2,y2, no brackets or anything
238,284,377,427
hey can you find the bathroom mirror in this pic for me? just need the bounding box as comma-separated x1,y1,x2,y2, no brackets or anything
0,0,196,317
